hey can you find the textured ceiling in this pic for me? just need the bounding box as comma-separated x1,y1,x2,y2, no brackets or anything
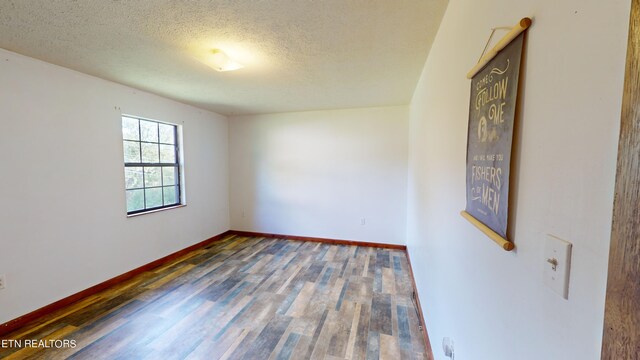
0,0,448,115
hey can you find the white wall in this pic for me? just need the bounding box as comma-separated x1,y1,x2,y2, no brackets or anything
0,49,229,324
229,107,408,245
407,1,630,359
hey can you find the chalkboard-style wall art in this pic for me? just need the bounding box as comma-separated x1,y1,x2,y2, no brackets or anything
461,18,531,251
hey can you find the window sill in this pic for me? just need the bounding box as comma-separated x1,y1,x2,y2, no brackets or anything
126,204,186,218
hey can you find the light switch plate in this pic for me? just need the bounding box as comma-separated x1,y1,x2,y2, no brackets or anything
544,235,572,299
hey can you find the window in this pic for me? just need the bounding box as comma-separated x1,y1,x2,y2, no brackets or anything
121,116,182,215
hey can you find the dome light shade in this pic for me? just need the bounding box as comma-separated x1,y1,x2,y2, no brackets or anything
208,49,244,72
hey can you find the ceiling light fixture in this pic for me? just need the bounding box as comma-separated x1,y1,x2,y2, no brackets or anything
208,49,244,72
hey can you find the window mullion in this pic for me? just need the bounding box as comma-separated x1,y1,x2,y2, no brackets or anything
125,162,178,167
160,166,165,206
142,165,146,209
175,125,181,204
137,121,146,210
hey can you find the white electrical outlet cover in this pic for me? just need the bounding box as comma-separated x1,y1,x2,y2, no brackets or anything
544,235,572,299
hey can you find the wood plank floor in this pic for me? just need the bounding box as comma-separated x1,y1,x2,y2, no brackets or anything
0,234,429,359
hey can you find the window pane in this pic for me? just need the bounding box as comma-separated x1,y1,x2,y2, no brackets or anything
145,188,163,208
162,166,176,185
141,143,159,163
159,123,175,144
123,141,141,163
163,186,178,205
126,189,144,212
122,117,182,214
144,167,161,187
124,167,143,189
140,120,158,142
160,144,176,163
122,117,139,141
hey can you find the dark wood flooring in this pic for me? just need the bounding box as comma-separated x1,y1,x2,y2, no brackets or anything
0,234,429,359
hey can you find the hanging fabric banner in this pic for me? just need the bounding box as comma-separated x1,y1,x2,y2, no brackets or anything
464,31,525,241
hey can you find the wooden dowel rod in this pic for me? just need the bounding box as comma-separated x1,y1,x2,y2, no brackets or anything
467,17,532,79
460,211,515,251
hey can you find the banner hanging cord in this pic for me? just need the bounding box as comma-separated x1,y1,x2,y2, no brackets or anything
478,27,512,62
